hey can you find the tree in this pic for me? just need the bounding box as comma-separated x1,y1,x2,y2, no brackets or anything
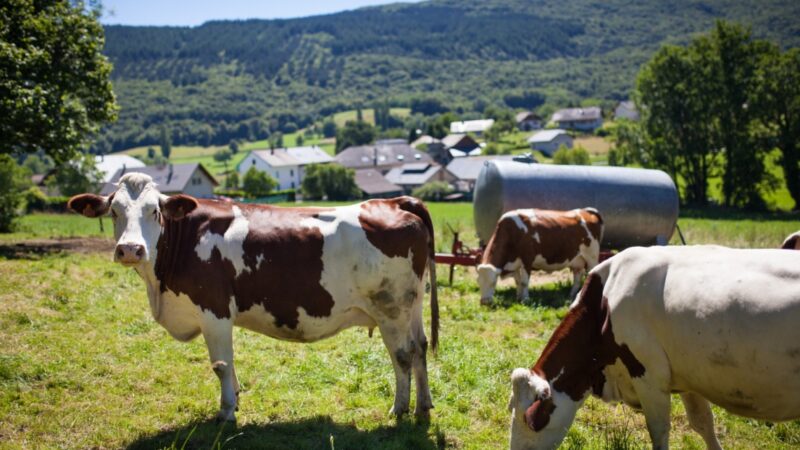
553,146,591,165
228,140,239,154
301,164,360,200
411,181,454,201
213,149,232,173
147,147,156,159
411,98,447,115
269,132,284,150
225,171,240,190
322,121,337,138
46,153,102,197
754,47,800,209
159,124,172,159
0,155,31,232
242,167,277,198
335,121,377,152
0,0,117,163
608,120,647,167
296,134,304,146
22,154,54,175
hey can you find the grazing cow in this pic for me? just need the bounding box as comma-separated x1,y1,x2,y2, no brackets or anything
781,231,800,249
68,173,439,422
477,208,603,305
508,245,800,450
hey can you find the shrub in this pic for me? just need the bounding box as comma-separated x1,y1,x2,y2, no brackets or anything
411,181,454,201
0,155,32,232
302,164,360,200
242,167,277,198
553,145,591,165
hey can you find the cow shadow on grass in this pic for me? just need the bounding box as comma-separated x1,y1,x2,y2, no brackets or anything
490,280,575,310
125,415,445,450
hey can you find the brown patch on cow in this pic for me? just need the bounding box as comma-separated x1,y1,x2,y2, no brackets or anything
781,233,800,250
525,398,556,431
358,198,430,278
155,200,337,329
481,208,603,273
531,273,645,402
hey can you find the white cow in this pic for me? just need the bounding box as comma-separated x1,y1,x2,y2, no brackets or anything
509,245,800,449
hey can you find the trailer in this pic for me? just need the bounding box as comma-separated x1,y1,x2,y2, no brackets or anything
434,159,680,283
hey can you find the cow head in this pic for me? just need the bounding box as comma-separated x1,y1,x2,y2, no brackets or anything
477,264,500,304
68,173,198,267
508,368,582,450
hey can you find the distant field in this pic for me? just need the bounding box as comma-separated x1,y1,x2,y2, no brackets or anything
2,206,800,448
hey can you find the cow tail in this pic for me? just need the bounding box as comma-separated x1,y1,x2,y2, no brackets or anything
397,196,439,353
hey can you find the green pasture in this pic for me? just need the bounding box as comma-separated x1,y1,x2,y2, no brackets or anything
1,205,799,449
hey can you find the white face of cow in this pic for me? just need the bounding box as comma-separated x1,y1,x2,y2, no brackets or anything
508,368,581,450
477,264,499,304
68,173,198,268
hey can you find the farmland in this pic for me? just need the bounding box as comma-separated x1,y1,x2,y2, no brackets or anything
1,204,800,449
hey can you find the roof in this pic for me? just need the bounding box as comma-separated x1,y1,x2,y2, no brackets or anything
449,148,482,158
247,146,333,168
440,134,480,151
527,129,570,143
354,168,403,195
551,107,602,123
108,163,218,194
411,135,441,147
335,142,433,170
95,155,146,183
515,111,542,123
449,119,495,134
445,155,517,181
385,163,442,186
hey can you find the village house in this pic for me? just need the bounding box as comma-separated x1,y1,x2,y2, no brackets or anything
353,168,404,199
614,101,640,121
384,162,455,194
445,155,518,192
551,107,603,132
95,154,146,183
527,129,573,156
515,111,543,131
103,162,218,197
237,146,333,191
335,139,433,173
426,134,482,165
449,119,494,136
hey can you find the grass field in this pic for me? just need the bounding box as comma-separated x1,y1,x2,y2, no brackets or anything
2,206,800,449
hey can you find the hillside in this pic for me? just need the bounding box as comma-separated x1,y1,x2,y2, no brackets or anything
97,0,800,152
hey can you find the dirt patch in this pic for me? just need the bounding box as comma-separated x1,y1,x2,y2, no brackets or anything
0,237,115,259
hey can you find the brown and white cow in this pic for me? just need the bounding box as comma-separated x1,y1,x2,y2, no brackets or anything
68,173,439,422
781,231,800,249
509,245,800,450
477,208,603,305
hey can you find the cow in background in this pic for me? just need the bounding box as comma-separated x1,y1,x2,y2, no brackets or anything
68,173,438,422
781,231,800,249
509,245,800,450
477,208,603,305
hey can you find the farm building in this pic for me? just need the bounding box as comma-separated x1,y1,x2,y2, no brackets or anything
527,129,573,156
445,155,517,192
103,162,218,197
95,154,145,183
551,107,603,131
384,162,455,194
615,100,640,121
237,146,333,191
335,139,433,173
353,168,403,199
515,111,543,131
427,134,482,165
449,119,494,136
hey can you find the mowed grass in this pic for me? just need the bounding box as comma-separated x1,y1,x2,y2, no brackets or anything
2,205,800,449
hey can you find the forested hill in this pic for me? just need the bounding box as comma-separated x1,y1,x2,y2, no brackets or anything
98,0,800,152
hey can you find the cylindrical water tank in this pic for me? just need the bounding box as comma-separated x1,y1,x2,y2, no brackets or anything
473,160,679,249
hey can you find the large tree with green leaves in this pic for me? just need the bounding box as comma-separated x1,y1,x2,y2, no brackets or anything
0,155,31,232
335,121,376,153
301,164,360,200
0,0,117,162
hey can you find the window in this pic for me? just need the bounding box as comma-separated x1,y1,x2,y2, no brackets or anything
291,182,295,188
276,171,280,178
290,169,294,177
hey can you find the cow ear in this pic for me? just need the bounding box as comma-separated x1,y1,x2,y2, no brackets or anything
525,398,556,431
161,194,198,220
68,194,110,218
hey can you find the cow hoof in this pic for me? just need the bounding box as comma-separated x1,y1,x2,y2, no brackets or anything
389,406,409,418
214,411,237,425
414,407,432,421
480,297,493,306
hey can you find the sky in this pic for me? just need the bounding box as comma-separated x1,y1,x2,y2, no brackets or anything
101,0,424,26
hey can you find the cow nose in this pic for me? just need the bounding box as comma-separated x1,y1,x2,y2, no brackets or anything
115,243,145,264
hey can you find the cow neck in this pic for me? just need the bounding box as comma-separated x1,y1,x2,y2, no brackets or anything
532,274,646,402
154,213,195,294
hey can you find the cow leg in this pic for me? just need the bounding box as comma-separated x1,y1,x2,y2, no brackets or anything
680,392,722,450
633,381,672,450
410,307,433,418
378,319,415,417
513,267,530,303
202,318,237,423
569,268,584,299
